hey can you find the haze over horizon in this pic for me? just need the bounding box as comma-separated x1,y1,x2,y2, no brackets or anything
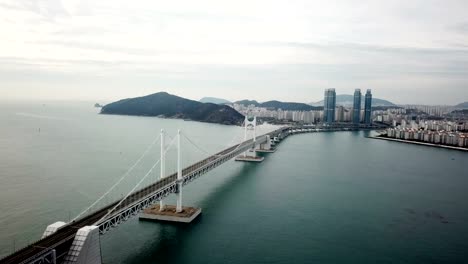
1,0,468,105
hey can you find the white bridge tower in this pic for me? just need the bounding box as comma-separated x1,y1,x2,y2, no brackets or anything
235,115,265,162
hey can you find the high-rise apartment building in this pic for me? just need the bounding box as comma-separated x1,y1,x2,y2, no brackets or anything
336,106,345,122
323,88,336,123
352,89,361,124
364,89,372,125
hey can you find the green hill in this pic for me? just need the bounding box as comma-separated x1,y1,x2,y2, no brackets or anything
101,92,244,125
454,102,468,109
233,100,260,106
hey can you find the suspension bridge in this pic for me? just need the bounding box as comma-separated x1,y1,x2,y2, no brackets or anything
0,118,357,264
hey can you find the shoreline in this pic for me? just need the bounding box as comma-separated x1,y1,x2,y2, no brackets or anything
99,112,243,126
369,135,468,152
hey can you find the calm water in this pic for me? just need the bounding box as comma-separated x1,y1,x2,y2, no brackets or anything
0,101,467,264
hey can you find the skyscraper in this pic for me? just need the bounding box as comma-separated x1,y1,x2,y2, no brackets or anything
323,88,336,124
364,89,372,125
336,106,345,122
352,89,361,124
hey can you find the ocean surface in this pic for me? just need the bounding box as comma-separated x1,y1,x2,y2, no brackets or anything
0,101,467,264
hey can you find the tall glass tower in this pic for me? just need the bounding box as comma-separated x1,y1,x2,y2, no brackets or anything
364,89,372,125
352,89,361,124
323,88,336,124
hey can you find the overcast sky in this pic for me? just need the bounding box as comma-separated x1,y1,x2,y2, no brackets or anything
1,0,467,105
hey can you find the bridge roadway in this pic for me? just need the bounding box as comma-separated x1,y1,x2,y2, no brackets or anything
0,128,287,264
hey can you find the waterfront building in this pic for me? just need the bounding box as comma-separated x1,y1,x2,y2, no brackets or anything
336,106,345,122
352,89,361,124
323,88,336,124
383,127,468,147
364,89,372,125
343,109,351,122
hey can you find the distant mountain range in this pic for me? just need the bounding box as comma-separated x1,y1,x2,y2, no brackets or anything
310,94,396,107
199,97,232,104
101,92,244,125
233,100,259,106
454,102,468,109
233,100,322,111
198,95,468,110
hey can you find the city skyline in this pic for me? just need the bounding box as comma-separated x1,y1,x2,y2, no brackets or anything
1,0,468,104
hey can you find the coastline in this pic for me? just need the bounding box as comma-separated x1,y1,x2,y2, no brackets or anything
369,135,468,152
99,112,242,126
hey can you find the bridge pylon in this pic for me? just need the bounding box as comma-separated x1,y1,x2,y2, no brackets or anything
139,129,202,223
159,129,166,211
235,116,265,162
176,129,183,213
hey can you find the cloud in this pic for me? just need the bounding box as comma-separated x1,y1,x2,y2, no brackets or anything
28,40,159,56
0,0,467,104
270,41,468,56
452,22,468,34
0,0,70,20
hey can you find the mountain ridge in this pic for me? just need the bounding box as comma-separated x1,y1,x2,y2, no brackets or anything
454,102,468,109
310,94,396,107
101,92,244,125
233,100,322,111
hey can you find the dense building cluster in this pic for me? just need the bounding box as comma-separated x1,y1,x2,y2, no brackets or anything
400,105,453,117
384,120,468,148
324,88,372,125
231,88,374,125
230,103,324,123
231,89,466,127
373,108,408,123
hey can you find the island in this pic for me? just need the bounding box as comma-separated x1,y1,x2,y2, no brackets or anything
100,92,244,125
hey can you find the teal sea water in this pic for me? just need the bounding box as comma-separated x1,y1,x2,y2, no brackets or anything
0,101,467,263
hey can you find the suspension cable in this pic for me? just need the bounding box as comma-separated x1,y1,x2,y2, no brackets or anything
181,132,217,157
96,135,177,224
225,125,245,147
71,133,161,222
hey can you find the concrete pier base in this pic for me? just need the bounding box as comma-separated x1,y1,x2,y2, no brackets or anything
235,156,265,162
255,148,276,153
139,205,201,223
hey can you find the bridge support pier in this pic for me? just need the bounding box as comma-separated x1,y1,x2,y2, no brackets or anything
140,204,201,223
256,135,276,153
63,226,102,264
236,148,265,162
176,182,183,213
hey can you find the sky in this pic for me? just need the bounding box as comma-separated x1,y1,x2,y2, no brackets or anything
0,0,467,105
